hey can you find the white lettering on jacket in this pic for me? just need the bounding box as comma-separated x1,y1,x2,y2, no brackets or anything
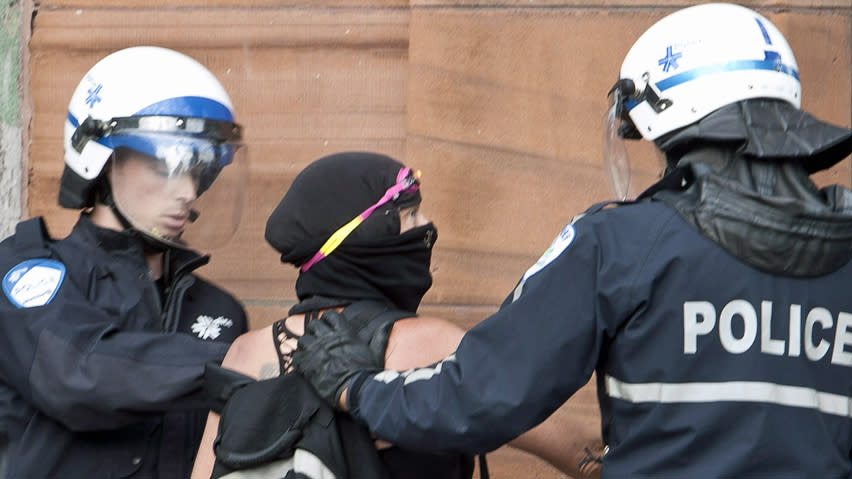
683,300,852,367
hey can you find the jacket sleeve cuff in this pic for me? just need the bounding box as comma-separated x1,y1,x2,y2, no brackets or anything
345,370,375,416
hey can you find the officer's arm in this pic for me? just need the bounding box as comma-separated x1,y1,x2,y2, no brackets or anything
353,315,605,478
0,291,229,431
339,230,604,454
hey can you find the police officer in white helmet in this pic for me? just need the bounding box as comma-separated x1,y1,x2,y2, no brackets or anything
290,4,852,477
0,46,248,478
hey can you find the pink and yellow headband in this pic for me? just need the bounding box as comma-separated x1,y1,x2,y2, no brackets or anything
300,167,421,272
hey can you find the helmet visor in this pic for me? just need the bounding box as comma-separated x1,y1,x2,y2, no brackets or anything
603,91,633,201
181,144,247,250
108,132,247,251
604,82,671,200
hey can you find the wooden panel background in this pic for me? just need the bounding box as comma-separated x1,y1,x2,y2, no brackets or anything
24,1,852,477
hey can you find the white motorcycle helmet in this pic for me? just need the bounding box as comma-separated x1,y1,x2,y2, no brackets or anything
62,46,247,249
603,3,800,199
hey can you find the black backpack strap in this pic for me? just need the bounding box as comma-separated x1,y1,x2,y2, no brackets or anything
340,300,411,365
339,300,402,339
478,454,489,479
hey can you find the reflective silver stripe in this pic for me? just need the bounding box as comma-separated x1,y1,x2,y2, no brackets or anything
372,354,457,385
605,375,852,417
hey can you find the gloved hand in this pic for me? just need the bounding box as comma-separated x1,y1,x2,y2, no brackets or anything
291,309,382,410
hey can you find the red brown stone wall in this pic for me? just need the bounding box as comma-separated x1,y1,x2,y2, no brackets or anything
25,2,852,477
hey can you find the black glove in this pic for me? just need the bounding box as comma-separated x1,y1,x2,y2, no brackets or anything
291,309,382,410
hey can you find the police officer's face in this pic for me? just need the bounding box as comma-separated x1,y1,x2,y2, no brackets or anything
110,150,200,239
399,206,429,233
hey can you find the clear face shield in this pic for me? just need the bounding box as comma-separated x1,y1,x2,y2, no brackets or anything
602,79,666,200
101,116,247,250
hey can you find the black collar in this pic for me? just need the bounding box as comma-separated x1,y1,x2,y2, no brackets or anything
70,213,209,281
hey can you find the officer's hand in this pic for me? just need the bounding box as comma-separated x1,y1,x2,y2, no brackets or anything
291,310,382,410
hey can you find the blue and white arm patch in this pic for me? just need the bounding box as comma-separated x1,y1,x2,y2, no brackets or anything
3,259,66,308
512,223,575,302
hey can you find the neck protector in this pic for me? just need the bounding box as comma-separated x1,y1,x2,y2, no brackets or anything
657,99,852,174
648,149,852,277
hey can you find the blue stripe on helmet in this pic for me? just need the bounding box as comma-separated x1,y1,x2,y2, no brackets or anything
755,18,772,45
67,112,80,127
655,58,799,93
624,98,640,111
134,96,234,122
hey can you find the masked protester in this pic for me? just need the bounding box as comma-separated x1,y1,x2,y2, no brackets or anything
291,4,852,478
0,46,248,478
191,151,604,479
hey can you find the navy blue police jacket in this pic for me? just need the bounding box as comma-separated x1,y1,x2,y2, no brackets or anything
0,214,247,479
347,198,852,478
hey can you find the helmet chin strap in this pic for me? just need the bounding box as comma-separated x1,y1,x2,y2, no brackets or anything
98,181,171,254
97,180,131,230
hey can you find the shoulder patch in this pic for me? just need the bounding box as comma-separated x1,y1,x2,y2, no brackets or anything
512,224,575,302
3,259,66,308
522,223,575,282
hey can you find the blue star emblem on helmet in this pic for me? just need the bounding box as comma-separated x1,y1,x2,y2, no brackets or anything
85,83,103,108
658,46,682,73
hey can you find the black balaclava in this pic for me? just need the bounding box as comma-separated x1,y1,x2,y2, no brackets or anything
265,152,437,313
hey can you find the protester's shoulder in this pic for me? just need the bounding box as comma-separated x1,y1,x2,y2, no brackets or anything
392,315,464,336
386,315,464,370
231,325,272,353
223,325,275,378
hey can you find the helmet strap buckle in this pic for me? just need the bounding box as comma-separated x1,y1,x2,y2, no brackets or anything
71,116,109,153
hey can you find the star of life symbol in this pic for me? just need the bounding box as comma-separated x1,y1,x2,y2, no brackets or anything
191,315,234,340
85,83,103,108
658,46,682,73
